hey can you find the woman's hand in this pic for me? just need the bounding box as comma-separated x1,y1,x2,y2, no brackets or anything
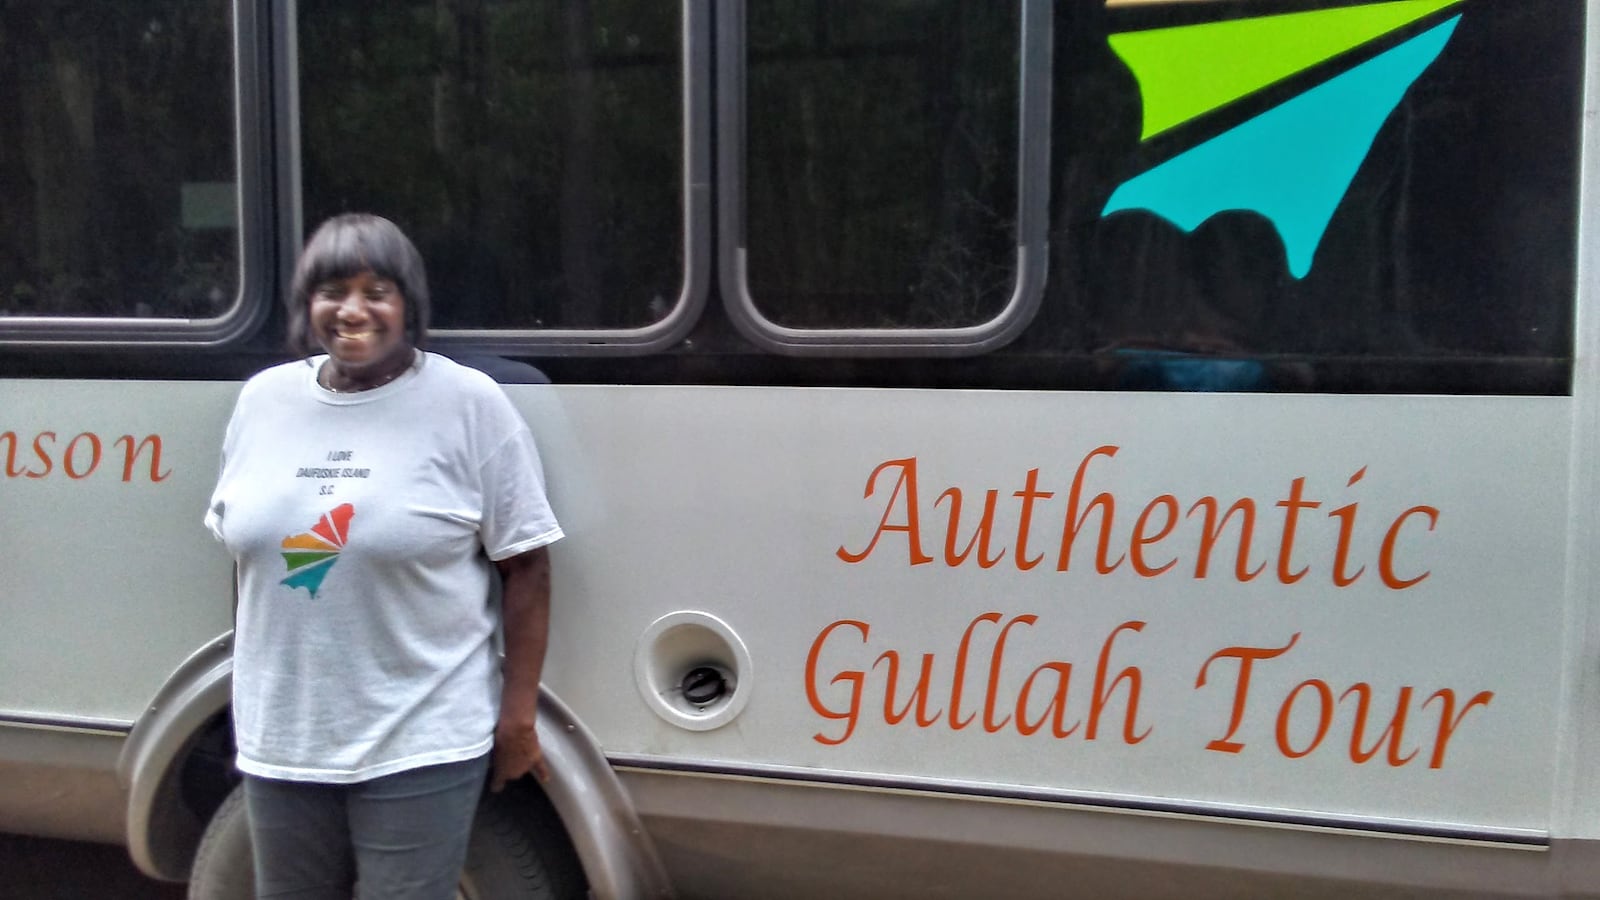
492,713,550,790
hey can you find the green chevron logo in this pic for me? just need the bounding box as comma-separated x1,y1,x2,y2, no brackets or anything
1102,0,1465,277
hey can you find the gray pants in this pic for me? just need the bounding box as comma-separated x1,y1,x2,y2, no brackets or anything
243,753,489,900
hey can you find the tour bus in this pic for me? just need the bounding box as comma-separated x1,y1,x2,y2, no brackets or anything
3,0,1598,897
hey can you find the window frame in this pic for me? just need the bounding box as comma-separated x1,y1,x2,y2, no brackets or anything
716,0,1053,357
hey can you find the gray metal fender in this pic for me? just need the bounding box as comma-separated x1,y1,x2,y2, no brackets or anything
117,631,234,882
116,631,675,898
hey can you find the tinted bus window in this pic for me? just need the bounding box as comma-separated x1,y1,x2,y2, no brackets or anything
0,2,237,320
742,0,1021,331
297,0,683,332
1029,0,1581,393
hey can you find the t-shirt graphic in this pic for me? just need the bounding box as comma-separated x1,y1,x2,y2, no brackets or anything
279,502,355,598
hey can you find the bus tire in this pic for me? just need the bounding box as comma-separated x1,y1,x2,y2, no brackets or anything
462,779,588,900
187,783,252,900
186,780,588,900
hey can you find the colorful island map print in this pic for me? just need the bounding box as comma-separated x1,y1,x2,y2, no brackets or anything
279,502,354,598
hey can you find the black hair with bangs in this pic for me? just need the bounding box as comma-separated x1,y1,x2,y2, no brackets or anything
286,213,431,355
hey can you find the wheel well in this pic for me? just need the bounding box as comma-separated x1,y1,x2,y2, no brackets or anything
467,777,589,898
123,710,237,882
177,712,239,830
124,654,673,896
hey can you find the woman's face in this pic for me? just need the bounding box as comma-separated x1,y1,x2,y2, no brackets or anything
309,270,412,384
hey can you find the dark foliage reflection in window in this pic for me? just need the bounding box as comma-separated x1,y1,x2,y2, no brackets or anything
0,2,237,319
298,0,682,331
743,1,1021,330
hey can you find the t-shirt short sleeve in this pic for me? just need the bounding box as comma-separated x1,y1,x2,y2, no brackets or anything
479,424,564,560
203,498,225,543
203,382,250,543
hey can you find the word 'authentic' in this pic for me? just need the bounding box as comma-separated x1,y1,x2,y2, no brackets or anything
836,450,1437,588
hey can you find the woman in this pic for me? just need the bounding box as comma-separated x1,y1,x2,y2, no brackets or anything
204,213,561,898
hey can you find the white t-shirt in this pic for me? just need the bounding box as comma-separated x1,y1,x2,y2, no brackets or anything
205,351,563,783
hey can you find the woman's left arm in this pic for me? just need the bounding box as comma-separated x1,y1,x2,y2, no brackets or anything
492,545,553,790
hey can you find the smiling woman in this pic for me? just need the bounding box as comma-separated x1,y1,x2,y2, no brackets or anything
285,214,433,392
197,212,566,899
310,269,412,392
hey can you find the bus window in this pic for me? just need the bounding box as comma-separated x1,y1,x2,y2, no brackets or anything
0,1,241,335
297,0,700,346
723,0,1051,353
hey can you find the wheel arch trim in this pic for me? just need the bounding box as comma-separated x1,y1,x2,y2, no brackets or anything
116,631,676,897
117,632,235,881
